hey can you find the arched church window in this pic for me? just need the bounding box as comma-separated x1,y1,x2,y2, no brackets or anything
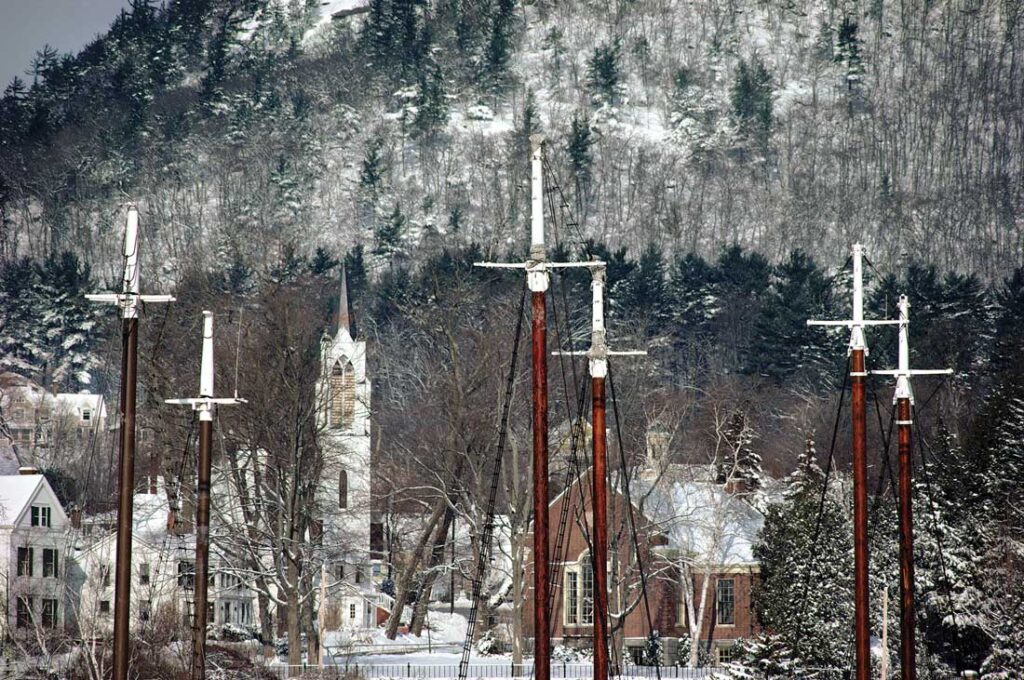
329,360,356,429
339,469,349,509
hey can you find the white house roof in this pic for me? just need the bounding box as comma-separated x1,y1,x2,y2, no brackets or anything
55,392,106,419
0,473,67,527
632,476,764,566
0,474,44,524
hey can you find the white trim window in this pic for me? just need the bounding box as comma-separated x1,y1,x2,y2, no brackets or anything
716,578,735,626
31,505,51,527
563,554,594,626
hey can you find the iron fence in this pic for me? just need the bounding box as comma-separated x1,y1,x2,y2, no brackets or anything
264,664,721,679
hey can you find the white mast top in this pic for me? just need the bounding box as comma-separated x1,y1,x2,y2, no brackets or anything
530,134,545,253
851,243,865,350
199,311,215,399
873,295,952,407
166,311,245,421
555,265,645,378
807,242,898,354
86,205,175,318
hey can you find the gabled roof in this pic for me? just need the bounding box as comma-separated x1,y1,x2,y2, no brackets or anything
0,474,67,527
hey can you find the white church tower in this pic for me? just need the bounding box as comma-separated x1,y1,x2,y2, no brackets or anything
317,266,376,629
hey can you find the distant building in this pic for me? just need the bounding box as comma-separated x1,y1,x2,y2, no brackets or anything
525,456,765,666
0,469,71,638
0,372,109,472
315,268,379,630
68,481,256,639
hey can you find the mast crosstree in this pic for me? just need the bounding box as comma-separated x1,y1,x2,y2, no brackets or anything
86,206,174,680
166,311,246,680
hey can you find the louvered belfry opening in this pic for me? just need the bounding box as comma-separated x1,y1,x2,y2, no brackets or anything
330,359,356,429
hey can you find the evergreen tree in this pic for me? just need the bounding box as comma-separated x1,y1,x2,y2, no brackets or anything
567,112,594,201
711,244,771,372
586,38,622,105
310,246,339,275
485,0,516,85
729,57,772,146
717,409,763,493
754,437,853,670
835,16,865,92
667,252,717,340
753,250,839,383
413,55,448,137
616,243,670,333
376,203,407,261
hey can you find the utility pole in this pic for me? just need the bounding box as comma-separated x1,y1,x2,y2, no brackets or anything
475,135,598,680
557,266,645,680
873,296,951,680
808,243,898,680
86,206,174,680
166,311,245,680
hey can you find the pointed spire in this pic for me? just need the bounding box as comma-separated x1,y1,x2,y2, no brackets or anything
338,263,351,338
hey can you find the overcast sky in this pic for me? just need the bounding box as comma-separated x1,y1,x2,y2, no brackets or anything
0,0,132,90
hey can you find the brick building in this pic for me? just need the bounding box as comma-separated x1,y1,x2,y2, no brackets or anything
525,464,765,666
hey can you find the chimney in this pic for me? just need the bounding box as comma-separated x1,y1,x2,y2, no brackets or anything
18,466,40,475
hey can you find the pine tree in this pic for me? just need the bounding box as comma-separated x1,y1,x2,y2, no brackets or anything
718,410,763,493
485,0,516,86
567,112,593,201
586,38,622,105
616,243,670,334
413,55,448,137
754,440,853,670
376,203,407,261
730,57,772,146
754,250,839,383
835,16,865,93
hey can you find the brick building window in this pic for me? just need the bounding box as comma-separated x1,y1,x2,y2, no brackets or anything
178,560,195,590
716,578,735,625
563,555,595,626
329,360,356,429
339,469,348,509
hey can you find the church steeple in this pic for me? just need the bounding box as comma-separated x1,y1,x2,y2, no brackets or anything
337,263,352,339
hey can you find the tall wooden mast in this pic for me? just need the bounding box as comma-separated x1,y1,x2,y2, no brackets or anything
808,244,898,680
873,296,951,680
166,311,245,680
475,135,597,680
579,267,644,680
86,206,174,680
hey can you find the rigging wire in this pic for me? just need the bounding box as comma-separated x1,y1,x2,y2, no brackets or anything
792,354,850,660
607,361,661,680
458,284,528,680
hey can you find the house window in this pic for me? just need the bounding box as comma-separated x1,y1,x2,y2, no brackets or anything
354,565,363,584
17,546,33,577
336,563,346,581
100,564,111,588
715,644,737,665
81,409,92,423
329,360,356,429
16,597,32,628
100,600,111,615
207,602,215,621
139,563,150,585
349,603,357,620
716,578,735,626
581,561,594,624
43,548,58,577
140,600,151,622
42,598,58,628
563,558,594,626
222,601,232,623
31,505,51,527
239,601,253,624
565,571,578,624
339,469,348,509
178,560,195,590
